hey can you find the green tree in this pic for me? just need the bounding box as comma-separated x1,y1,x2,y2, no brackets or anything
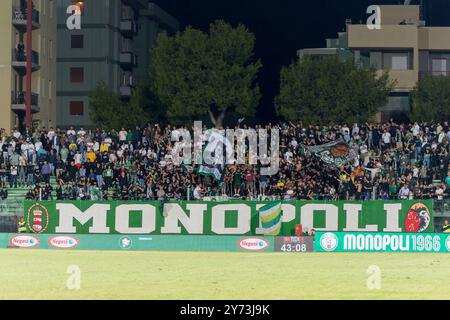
153,20,262,128
89,79,163,129
275,56,393,125
411,75,450,121
89,81,125,129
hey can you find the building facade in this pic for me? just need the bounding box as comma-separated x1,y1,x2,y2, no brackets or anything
0,0,57,133
56,0,178,128
298,5,450,121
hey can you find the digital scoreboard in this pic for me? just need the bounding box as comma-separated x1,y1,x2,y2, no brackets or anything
274,236,315,253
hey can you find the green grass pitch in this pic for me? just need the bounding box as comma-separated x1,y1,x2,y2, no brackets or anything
1,249,449,300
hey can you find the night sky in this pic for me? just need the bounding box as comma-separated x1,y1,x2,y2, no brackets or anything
152,0,450,123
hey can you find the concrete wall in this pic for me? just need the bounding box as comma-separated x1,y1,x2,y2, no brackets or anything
56,0,178,128
34,0,57,130
0,0,56,132
377,5,420,25
0,0,14,133
56,0,122,128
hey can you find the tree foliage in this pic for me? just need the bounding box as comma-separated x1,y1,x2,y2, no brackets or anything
411,75,450,122
89,80,163,129
89,81,125,129
275,56,393,125
153,20,262,128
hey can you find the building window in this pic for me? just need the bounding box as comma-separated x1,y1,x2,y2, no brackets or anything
70,67,84,82
49,39,53,59
391,56,408,70
70,101,84,116
49,0,54,19
432,58,447,76
71,35,84,48
49,80,52,99
41,78,46,98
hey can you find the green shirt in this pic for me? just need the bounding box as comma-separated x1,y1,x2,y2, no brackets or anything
445,176,450,187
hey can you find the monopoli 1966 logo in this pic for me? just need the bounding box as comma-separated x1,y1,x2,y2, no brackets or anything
445,236,450,252
27,203,50,233
319,232,338,252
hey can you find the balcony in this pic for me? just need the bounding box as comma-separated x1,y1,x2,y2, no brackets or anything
120,76,135,98
120,19,137,38
419,71,450,79
377,69,418,91
347,25,418,49
11,48,40,74
12,6,40,32
120,85,132,98
120,52,137,70
11,91,40,113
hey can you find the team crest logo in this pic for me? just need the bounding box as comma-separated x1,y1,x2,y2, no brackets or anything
319,233,338,252
404,203,431,233
445,236,450,252
27,203,50,233
119,237,132,249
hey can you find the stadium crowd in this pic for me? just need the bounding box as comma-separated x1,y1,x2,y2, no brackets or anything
0,119,450,203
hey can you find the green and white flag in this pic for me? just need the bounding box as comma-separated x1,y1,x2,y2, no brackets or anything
198,131,232,182
303,139,357,168
197,163,225,182
259,201,283,236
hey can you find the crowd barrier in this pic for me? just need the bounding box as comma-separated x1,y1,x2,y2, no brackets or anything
3,232,450,253
21,200,435,235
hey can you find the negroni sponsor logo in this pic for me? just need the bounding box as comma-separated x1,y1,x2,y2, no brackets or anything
9,235,40,248
48,236,79,249
238,238,270,251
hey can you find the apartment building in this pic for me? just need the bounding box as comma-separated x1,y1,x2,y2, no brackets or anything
298,5,450,121
0,0,57,132
56,0,178,128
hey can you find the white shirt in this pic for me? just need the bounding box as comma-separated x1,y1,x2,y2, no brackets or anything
436,188,444,200
284,151,293,163
74,153,82,165
399,187,410,199
47,130,55,141
193,186,202,200
412,124,420,137
34,141,42,152
119,130,127,141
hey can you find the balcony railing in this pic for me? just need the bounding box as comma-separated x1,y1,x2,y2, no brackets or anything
121,39,134,53
119,52,138,70
12,48,39,65
11,91,39,106
120,19,138,38
419,71,450,79
12,6,40,30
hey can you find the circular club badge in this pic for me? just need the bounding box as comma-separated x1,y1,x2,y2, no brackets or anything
119,237,132,250
27,203,50,233
319,233,338,252
446,236,450,252
404,203,431,233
